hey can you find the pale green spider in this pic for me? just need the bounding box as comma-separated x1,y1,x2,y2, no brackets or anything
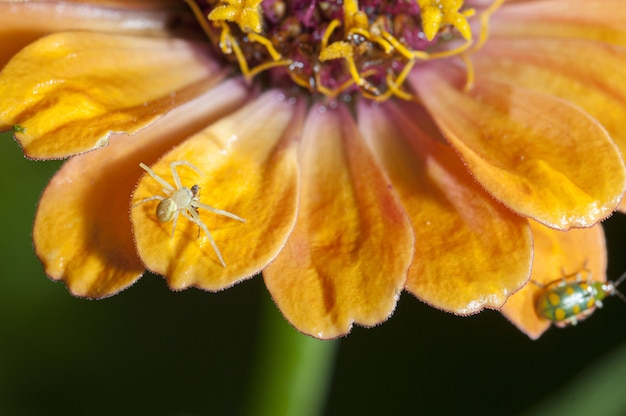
133,161,245,267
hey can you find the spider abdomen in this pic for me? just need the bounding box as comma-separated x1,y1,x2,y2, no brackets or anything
156,199,177,222
156,188,195,222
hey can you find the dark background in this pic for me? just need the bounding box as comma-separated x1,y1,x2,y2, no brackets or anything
2,134,626,415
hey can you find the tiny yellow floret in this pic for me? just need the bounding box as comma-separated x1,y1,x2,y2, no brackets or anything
209,0,264,33
187,0,500,100
417,0,474,41
343,0,369,32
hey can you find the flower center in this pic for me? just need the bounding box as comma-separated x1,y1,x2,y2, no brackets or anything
185,0,503,101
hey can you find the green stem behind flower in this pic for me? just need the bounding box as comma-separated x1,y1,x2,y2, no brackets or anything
244,290,339,416
525,341,626,416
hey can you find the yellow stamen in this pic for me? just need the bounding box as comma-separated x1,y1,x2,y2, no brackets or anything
188,0,503,100
218,22,235,54
467,0,505,54
321,19,342,51
351,27,394,54
383,72,416,102
315,75,358,98
247,32,282,61
200,1,292,80
247,59,292,78
184,0,218,43
377,60,418,102
289,71,315,91
319,42,379,95
343,0,369,32
216,22,263,80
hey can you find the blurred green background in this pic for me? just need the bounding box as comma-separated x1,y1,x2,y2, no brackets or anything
2,131,626,415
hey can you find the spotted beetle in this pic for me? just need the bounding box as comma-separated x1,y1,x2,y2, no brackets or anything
534,268,626,327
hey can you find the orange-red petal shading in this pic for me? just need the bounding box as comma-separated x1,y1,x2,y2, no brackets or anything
411,61,625,230
475,39,626,187
359,101,532,314
34,79,249,298
492,0,626,48
0,31,222,158
501,221,607,339
263,104,414,339
132,91,301,291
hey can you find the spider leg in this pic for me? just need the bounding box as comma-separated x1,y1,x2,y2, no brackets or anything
170,161,204,190
139,163,175,192
170,210,180,239
530,280,547,289
183,209,226,267
191,206,201,239
132,195,165,208
193,201,246,222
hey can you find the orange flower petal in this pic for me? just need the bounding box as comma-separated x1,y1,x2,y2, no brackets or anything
132,91,301,291
0,2,178,66
34,79,249,298
69,1,178,4
0,31,223,158
475,39,626,179
359,101,532,314
59,1,177,4
411,61,626,230
492,0,626,47
263,104,414,339
501,221,607,339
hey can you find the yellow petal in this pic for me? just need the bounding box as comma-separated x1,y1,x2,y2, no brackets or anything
492,0,626,47
411,62,626,230
263,104,414,339
501,221,607,340
0,31,223,158
0,2,177,67
475,39,626,175
359,100,532,314
34,79,249,298
132,91,301,290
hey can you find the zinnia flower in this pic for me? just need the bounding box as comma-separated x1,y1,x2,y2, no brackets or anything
1,0,625,340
